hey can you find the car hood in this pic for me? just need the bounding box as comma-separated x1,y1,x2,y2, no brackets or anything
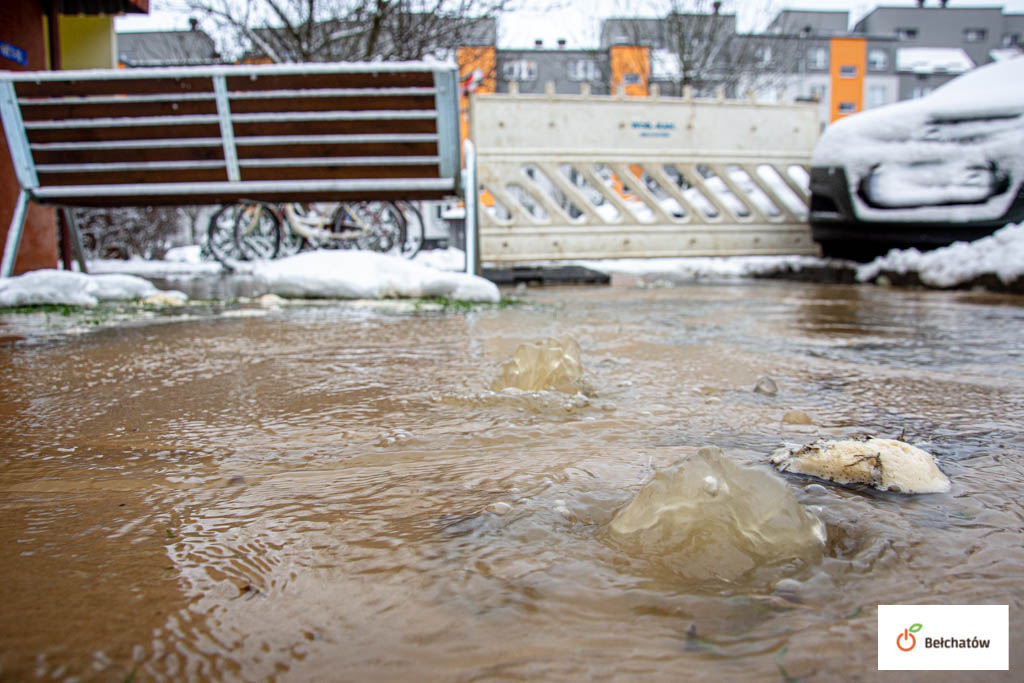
812,56,1024,167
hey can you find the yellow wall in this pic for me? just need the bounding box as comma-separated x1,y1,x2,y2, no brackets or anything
829,37,866,122
45,14,117,69
610,45,649,97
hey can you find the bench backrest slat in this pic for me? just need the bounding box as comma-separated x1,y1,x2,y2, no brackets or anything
1,62,460,206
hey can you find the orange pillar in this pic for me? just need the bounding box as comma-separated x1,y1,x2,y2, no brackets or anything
609,45,650,97
608,46,650,196
457,46,497,207
829,37,866,123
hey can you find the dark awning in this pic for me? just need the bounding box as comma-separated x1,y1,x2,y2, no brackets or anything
45,1,149,14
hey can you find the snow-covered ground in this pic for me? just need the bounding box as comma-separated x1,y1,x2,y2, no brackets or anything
855,222,1024,288
3,227,1022,309
1,249,497,307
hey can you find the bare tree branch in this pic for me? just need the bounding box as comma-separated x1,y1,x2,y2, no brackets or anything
183,0,512,63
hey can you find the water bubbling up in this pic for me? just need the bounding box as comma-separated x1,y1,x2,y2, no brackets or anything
491,335,590,394
607,446,826,585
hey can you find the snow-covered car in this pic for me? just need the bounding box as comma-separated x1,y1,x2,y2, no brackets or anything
809,56,1024,260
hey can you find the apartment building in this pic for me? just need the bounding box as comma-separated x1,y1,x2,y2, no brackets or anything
854,5,1023,101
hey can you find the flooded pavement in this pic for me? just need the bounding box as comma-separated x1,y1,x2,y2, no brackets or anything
1,281,1022,681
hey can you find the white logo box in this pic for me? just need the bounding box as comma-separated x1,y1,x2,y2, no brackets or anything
878,605,1008,671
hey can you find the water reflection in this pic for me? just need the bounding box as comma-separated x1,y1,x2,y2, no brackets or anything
0,282,1022,680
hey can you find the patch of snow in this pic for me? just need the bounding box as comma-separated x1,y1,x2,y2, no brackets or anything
248,250,499,302
0,270,176,307
412,247,468,272
990,47,1024,62
572,255,827,280
89,257,223,278
164,245,203,264
856,222,1024,288
896,47,974,75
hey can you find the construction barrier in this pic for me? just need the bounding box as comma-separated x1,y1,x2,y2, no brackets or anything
469,84,821,262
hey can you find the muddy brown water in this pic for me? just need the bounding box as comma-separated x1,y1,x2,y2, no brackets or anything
1,282,1022,681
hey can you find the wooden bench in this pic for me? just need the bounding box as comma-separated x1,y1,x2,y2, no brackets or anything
0,61,478,276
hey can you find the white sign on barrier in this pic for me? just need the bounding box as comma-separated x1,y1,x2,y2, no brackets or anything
469,88,822,262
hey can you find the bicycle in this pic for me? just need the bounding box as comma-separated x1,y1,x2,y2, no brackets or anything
206,200,424,267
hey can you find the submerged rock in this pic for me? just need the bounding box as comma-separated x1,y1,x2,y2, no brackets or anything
607,447,825,583
753,376,778,396
491,335,590,394
769,437,951,494
782,410,814,425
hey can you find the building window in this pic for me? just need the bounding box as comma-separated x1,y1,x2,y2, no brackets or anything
911,86,933,99
568,59,600,82
805,84,827,102
756,46,773,66
839,65,858,79
838,102,857,114
896,28,918,41
868,49,888,71
622,72,642,85
866,85,889,109
503,59,537,82
1002,33,1020,47
806,47,827,70
963,28,988,43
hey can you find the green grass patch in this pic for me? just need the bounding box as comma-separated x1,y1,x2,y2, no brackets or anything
0,303,85,316
415,296,523,312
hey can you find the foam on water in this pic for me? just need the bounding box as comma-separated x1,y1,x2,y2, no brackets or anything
607,447,825,584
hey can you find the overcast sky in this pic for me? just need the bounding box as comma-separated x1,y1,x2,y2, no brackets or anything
116,0,1024,49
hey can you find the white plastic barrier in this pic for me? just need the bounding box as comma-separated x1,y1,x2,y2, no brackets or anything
469,87,821,262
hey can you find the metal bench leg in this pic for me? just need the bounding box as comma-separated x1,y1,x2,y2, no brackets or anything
61,208,88,274
462,140,480,276
1,189,29,278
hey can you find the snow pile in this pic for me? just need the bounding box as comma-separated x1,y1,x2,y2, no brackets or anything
576,255,826,280
857,223,1024,288
249,250,500,302
0,270,172,307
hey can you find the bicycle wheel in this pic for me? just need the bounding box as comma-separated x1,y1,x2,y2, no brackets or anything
394,200,424,259
234,202,282,260
207,202,281,266
331,201,404,253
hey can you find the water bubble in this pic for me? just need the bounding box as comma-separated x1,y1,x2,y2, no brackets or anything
491,335,591,395
485,502,513,516
607,446,825,583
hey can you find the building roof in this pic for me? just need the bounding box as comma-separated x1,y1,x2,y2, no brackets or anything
117,28,219,66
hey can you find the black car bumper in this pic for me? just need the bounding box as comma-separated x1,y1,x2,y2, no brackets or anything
809,166,1024,260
